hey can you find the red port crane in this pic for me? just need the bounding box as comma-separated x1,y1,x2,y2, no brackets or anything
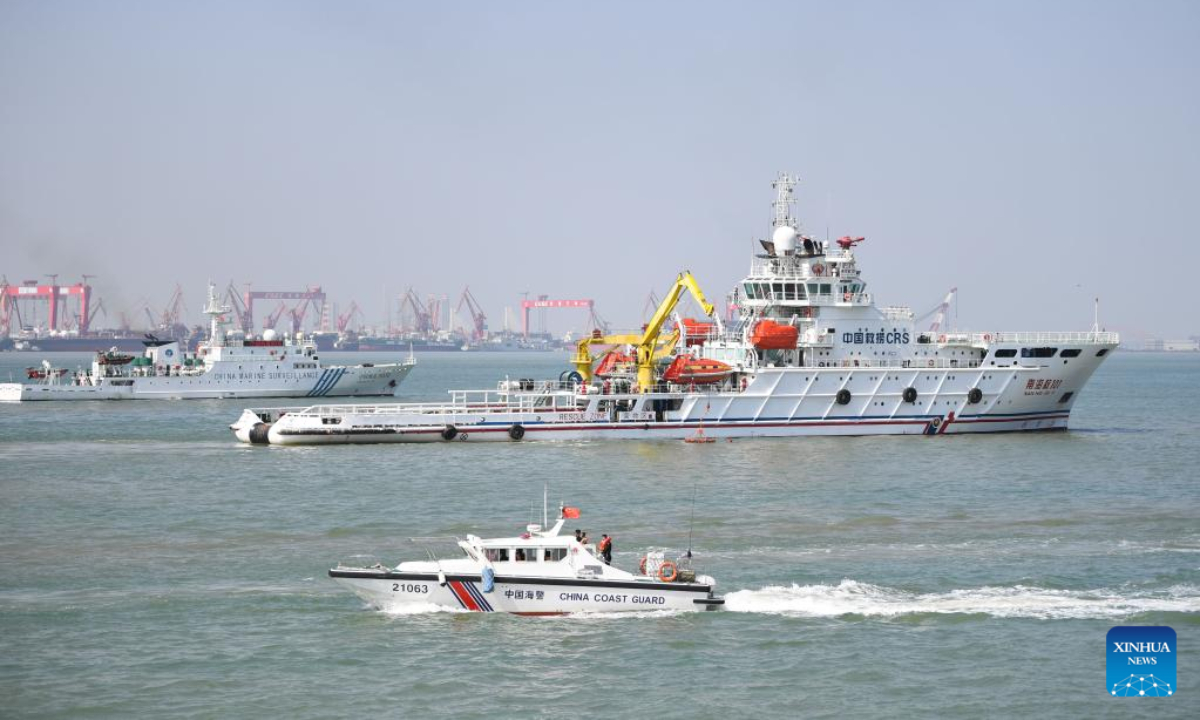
336,301,362,333
455,287,488,342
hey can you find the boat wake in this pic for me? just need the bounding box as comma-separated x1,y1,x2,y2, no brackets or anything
377,601,466,616
723,579,1200,619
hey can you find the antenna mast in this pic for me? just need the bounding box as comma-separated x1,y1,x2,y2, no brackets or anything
770,173,798,232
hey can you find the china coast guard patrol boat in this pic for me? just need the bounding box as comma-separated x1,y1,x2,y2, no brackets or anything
232,174,1118,444
330,505,723,615
1,284,414,401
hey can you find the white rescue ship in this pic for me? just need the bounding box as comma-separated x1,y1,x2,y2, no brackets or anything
233,174,1117,444
330,505,723,615
1,284,414,401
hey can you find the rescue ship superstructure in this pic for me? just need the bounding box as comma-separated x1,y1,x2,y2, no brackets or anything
232,175,1117,444
1,284,414,401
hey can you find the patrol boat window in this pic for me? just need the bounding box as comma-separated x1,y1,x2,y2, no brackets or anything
485,548,509,562
1020,347,1058,358
994,349,1017,358
1060,349,1082,358
544,548,567,562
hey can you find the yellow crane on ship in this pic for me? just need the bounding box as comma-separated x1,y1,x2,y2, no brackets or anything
571,271,718,392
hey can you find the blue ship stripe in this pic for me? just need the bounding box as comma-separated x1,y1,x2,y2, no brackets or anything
463,581,493,611
308,369,331,397
316,368,338,397
321,367,346,397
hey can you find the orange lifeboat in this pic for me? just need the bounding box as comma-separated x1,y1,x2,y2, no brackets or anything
594,350,635,377
662,355,733,384
750,320,799,350
680,318,715,346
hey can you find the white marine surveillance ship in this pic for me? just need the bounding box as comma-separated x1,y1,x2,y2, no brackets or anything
1,283,414,401
231,174,1117,444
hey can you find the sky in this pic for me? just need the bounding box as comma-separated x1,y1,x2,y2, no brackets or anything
1,0,1197,340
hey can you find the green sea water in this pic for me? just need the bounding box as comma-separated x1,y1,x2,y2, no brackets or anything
1,350,1197,718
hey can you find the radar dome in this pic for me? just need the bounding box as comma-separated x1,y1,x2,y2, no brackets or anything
262,329,278,341
772,225,797,254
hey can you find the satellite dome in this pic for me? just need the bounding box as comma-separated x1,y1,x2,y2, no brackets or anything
262,329,278,341
772,225,797,254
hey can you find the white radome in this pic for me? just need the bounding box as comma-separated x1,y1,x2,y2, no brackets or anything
262,329,278,341
772,225,797,254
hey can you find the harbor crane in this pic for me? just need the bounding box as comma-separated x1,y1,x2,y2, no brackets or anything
336,301,363,333
455,287,488,342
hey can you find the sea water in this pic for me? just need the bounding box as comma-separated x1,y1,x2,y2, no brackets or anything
1,351,1197,718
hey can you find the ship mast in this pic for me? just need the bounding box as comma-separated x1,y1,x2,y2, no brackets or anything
204,281,232,346
771,173,798,232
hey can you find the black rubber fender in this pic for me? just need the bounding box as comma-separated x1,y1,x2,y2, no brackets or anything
902,386,918,403
967,387,983,404
836,389,852,405
248,422,272,444
508,424,525,441
441,425,458,441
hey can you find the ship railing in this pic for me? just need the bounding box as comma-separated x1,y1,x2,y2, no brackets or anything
988,331,1120,344
799,358,985,369
923,330,1120,345
743,290,874,306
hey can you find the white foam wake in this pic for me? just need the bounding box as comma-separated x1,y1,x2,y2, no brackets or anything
723,580,1200,619
377,601,466,616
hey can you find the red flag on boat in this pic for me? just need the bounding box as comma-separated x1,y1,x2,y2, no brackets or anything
561,506,581,519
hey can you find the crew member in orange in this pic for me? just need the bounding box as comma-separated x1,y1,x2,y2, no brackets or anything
598,534,613,564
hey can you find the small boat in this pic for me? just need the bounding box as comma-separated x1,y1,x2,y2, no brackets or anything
96,349,135,365
661,354,733,384
25,366,69,380
329,505,723,615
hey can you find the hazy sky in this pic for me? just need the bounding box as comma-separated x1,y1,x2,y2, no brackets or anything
2,1,1197,339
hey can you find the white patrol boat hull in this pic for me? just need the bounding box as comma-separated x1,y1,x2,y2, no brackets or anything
0,362,413,402
232,336,1114,444
329,569,720,615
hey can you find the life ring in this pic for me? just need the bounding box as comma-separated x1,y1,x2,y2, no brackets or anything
812,264,825,276
927,360,935,368
843,292,852,302
441,425,458,441
983,333,992,342
657,561,678,582
639,557,647,575
938,334,947,343
508,424,525,440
